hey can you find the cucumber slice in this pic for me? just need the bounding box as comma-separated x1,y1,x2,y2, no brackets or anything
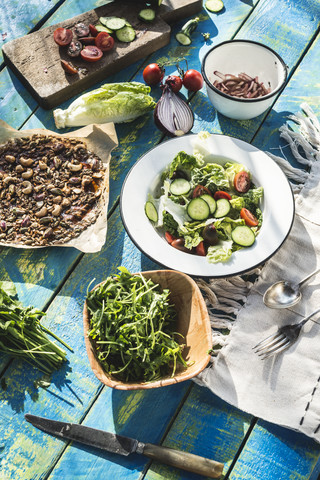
231,226,255,247
205,0,224,12
214,198,230,218
200,194,216,215
187,198,210,221
116,26,136,43
175,32,191,46
145,201,158,223
138,8,156,22
170,178,191,196
95,24,114,34
104,16,127,31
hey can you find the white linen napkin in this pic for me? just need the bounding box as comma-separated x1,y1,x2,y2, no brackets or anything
195,104,320,443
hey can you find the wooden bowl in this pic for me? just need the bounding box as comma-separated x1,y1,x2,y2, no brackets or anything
83,269,212,390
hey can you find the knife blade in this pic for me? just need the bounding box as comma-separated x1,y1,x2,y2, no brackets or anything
25,414,223,478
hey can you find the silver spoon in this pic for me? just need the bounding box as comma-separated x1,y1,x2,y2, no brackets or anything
263,267,320,309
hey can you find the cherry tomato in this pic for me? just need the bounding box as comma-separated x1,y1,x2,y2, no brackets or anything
171,238,190,253
67,40,82,57
80,37,96,45
80,45,103,62
192,185,211,198
195,241,206,256
95,32,114,52
143,63,164,86
61,60,78,75
53,27,73,46
74,22,90,37
214,190,232,200
165,231,176,244
183,69,204,92
89,24,99,37
240,208,259,227
165,75,183,93
234,171,251,193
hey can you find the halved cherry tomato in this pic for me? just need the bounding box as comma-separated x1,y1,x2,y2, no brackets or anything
165,231,176,244
61,60,78,75
195,241,206,256
80,45,103,62
240,208,258,227
165,75,183,93
89,24,99,37
143,63,164,86
214,190,232,200
182,69,204,92
234,171,251,193
67,40,82,57
95,32,115,52
192,185,211,198
53,27,73,46
74,23,90,37
81,37,96,45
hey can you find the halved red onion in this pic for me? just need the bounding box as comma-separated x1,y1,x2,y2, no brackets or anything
154,85,194,137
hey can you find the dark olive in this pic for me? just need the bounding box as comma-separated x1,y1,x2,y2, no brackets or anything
171,238,190,253
202,223,219,245
170,169,189,180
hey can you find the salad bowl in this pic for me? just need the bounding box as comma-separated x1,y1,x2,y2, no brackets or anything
120,133,295,278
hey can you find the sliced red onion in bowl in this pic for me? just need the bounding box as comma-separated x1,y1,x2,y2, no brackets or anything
154,85,194,137
213,71,271,99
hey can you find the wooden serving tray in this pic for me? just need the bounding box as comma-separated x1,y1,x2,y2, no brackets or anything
2,0,202,109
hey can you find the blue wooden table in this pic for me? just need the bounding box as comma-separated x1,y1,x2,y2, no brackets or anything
1,1,320,478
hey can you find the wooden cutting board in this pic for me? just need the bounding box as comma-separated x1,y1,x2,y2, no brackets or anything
2,0,202,110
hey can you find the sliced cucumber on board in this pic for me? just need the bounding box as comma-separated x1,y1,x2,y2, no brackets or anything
205,0,224,13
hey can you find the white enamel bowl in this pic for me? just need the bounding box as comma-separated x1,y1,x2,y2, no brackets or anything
120,134,295,278
201,40,288,120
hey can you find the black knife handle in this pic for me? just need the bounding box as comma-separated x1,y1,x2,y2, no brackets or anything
142,443,223,478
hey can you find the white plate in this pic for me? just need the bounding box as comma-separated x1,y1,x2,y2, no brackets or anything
120,134,295,278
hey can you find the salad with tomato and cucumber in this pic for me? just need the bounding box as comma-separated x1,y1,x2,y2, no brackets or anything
144,132,263,264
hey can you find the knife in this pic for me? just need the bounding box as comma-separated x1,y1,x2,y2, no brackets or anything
25,414,223,478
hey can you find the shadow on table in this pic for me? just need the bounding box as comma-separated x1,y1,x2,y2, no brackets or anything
0,357,72,413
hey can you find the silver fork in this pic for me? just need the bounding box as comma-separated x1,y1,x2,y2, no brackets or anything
253,307,320,360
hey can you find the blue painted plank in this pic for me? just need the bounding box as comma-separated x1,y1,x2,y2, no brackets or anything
228,420,320,480
144,385,252,479
0,0,64,64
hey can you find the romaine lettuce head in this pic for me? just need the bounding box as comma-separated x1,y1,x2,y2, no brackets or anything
54,82,156,128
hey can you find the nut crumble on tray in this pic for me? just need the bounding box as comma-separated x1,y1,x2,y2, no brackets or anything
0,134,105,246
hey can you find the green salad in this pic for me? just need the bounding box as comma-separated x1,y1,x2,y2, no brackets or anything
145,132,264,263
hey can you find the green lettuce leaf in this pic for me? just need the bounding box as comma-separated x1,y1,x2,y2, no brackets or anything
191,163,229,190
167,151,203,179
206,242,233,263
